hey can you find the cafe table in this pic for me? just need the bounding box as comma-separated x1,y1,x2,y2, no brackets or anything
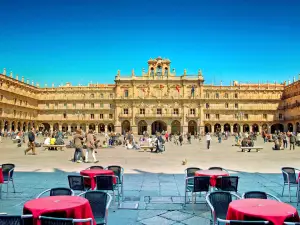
80,169,116,190
195,169,229,187
0,167,4,184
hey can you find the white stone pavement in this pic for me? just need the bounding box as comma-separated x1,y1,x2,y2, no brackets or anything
1,135,300,225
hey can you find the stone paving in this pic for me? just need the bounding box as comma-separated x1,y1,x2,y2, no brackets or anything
1,135,300,225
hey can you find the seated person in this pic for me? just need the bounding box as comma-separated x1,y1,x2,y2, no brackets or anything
102,140,108,148
44,136,51,145
50,135,57,150
241,138,248,147
272,140,280,150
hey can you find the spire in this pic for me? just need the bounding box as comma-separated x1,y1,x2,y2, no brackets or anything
26,79,29,84
131,69,135,77
198,69,202,78
293,76,296,82
22,76,24,82
183,69,187,76
16,74,19,80
3,68,6,75
52,83,54,87
10,71,13,78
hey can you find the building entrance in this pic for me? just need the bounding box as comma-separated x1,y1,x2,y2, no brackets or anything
151,121,167,135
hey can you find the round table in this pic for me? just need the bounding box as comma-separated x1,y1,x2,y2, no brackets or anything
80,169,116,189
195,170,228,187
23,196,95,225
226,199,299,225
0,168,4,183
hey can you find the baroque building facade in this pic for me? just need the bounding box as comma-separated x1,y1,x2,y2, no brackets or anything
0,57,299,135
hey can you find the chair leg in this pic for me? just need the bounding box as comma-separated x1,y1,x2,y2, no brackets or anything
282,184,285,197
0,184,2,199
288,184,291,202
192,192,195,214
6,183,8,197
113,190,115,205
184,188,187,205
12,179,16,193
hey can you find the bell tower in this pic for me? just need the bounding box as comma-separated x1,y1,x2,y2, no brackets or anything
146,57,172,77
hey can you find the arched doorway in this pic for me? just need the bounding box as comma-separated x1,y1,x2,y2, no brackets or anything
233,124,240,133
80,123,86,132
152,120,167,135
17,121,21,131
296,122,300,133
53,123,59,131
287,123,293,132
121,120,131,134
4,121,9,131
107,123,114,132
23,122,26,132
62,123,68,132
89,123,96,131
11,121,15,131
188,120,197,135
205,124,212,133
28,122,32,131
71,123,77,132
271,123,284,133
214,123,221,133
243,124,249,132
252,124,259,132
262,124,268,133
98,123,105,133
171,120,181,134
138,120,147,135
224,123,230,132
42,123,50,131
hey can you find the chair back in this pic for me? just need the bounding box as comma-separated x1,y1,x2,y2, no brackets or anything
186,167,201,177
50,188,73,196
209,167,223,171
2,164,15,179
96,175,114,191
40,216,73,225
243,191,268,199
84,191,108,220
68,175,85,191
193,176,210,192
208,191,233,220
88,166,104,170
107,165,122,183
282,167,297,184
218,176,239,192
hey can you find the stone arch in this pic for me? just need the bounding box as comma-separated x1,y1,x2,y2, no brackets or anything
296,122,300,133
89,123,96,131
4,121,10,131
138,120,147,135
71,123,77,132
98,123,105,133
62,123,68,132
243,124,250,132
188,120,197,135
17,121,21,131
22,122,27,132
121,120,131,134
252,124,259,132
171,120,181,134
205,123,212,133
271,123,284,133
233,123,240,133
42,123,51,131
80,123,86,132
107,123,114,132
287,123,293,132
11,121,16,131
53,123,59,131
224,123,231,132
214,123,221,133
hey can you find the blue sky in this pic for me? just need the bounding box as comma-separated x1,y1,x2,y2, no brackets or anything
0,0,299,86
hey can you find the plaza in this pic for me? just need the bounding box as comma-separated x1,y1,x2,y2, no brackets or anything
1,135,300,225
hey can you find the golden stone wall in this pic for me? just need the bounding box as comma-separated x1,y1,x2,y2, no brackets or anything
0,57,299,134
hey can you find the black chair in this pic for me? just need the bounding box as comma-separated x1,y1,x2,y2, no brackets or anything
216,176,239,192
209,167,229,174
68,175,87,192
106,165,124,200
185,167,201,186
39,216,93,225
79,191,112,225
242,191,281,201
88,166,104,170
0,214,33,225
1,163,16,197
95,175,120,205
281,167,299,202
217,218,269,225
36,188,74,198
206,191,241,225
185,176,210,212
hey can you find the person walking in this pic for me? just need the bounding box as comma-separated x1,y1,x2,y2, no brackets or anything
85,129,98,163
73,129,84,163
206,132,212,149
24,128,36,155
282,132,288,149
290,133,296,150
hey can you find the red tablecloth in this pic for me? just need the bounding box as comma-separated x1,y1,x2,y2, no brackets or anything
227,199,299,225
0,168,4,183
23,196,95,225
195,170,228,187
80,169,116,189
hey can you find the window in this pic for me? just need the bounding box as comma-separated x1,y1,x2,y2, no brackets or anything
173,108,179,115
100,114,103,119
25,101,28,106
150,67,154,76
235,93,238,98
190,109,195,115
83,103,86,108
124,108,129,114
206,103,210,109
110,104,113,109
234,114,238,119
64,103,67,108
91,114,94,119
140,108,145,114
157,108,162,115
216,93,219,99
73,103,76,108
55,103,58,108
90,94,94,98
13,110,16,116
279,113,283,119
91,103,94,108
216,114,220,119
20,100,22,105
46,103,49,109
110,94,113,98
235,103,238,108
124,90,129,97
100,103,104,108
0,95,3,100
244,114,248,120
225,103,229,108
205,93,210,98
205,114,210,119
263,114,267,119
63,113,67,119
14,98,17,104
225,93,229,98
100,93,103,98
109,114,113,119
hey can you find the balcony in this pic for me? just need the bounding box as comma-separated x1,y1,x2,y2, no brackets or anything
135,113,183,118
119,113,131,118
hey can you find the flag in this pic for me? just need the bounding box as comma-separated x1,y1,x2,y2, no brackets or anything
191,85,195,96
160,84,164,89
176,85,180,93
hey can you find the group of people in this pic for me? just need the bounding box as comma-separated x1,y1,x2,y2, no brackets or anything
270,132,300,150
